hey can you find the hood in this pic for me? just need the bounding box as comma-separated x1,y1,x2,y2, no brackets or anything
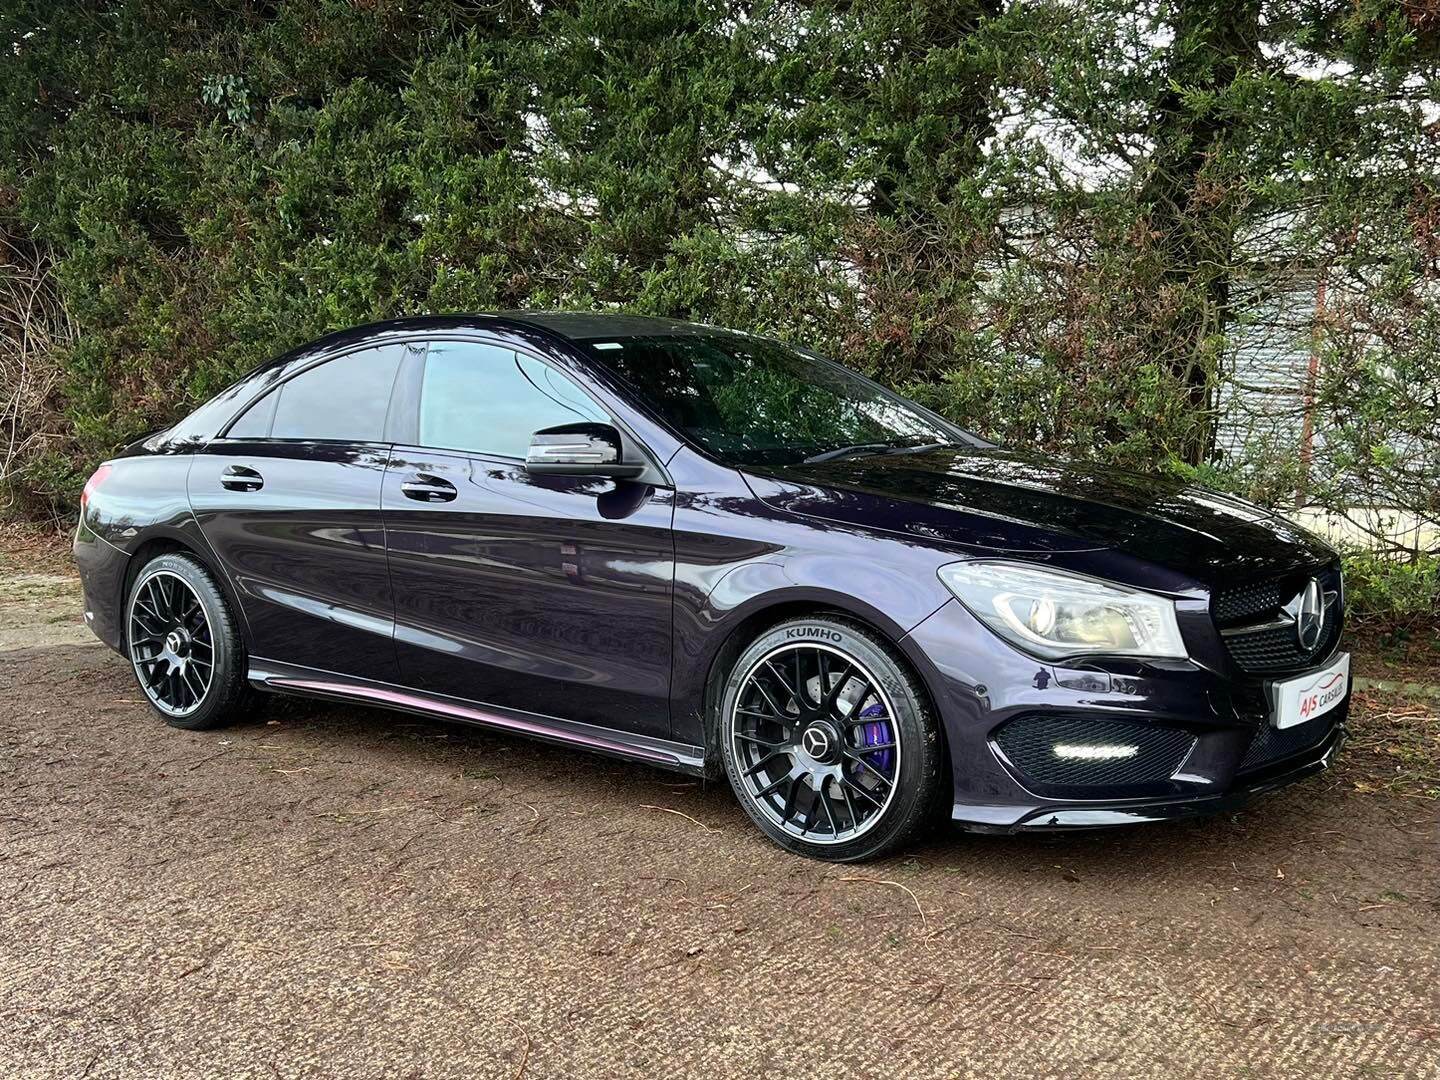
746,448,1335,586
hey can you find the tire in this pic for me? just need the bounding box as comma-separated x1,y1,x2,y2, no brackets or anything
124,552,254,730
718,614,944,862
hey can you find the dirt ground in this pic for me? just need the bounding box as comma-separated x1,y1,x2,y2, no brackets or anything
1,549,1437,1078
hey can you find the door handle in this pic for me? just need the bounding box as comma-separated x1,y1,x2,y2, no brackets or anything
400,474,457,503
221,464,264,492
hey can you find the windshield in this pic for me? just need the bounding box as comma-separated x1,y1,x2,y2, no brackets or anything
583,332,973,466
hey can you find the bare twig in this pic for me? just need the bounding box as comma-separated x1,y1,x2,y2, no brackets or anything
639,805,719,833
501,1018,531,1080
837,876,928,927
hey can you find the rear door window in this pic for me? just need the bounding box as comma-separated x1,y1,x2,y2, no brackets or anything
229,344,403,441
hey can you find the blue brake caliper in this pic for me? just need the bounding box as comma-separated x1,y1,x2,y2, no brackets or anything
856,700,893,773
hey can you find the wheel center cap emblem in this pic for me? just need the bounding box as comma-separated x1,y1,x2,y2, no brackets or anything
1294,578,1324,651
165,629,186,655
801,725,832,760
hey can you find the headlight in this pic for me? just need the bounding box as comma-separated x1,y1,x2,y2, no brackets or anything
937,560,1187,660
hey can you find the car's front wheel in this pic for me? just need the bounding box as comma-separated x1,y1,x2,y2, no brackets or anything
125,552,253,730
719,615,944,861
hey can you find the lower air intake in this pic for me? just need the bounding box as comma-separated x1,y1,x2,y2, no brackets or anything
1239,715,1337,774
993,714,1197,790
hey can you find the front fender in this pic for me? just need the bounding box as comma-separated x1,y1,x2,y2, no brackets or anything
669,553,952,747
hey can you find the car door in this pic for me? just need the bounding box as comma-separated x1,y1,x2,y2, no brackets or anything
382,337,676,740
188,341,410,682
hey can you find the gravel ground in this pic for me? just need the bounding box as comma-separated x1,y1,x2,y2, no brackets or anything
1,567,1437,1078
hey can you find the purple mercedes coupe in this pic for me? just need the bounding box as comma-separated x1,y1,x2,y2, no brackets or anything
73,314,1349,860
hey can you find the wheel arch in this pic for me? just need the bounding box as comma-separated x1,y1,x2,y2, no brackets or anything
119,528,250,651
695,588,948,777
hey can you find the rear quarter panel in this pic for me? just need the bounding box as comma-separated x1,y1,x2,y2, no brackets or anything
74,451,249,650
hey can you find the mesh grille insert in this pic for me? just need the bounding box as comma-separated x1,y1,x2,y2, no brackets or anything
994,714,1196,790
1214,563,1343,675
1213,578,1284,625
1239,715,1336,773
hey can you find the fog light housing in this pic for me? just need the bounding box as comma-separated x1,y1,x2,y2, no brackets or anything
992,714,1197,793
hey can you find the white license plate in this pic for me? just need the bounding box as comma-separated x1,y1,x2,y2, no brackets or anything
1269,653,1350,730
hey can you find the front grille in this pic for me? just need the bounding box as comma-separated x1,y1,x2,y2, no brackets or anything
1214,563,1343,675
993,714,1196,791
1213,578,1284,624
1239,714,1337,773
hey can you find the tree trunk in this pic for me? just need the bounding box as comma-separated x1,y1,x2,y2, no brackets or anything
1138,0,1261,465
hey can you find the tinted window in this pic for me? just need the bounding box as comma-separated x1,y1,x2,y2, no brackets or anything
585,333,971,466
265,345,403,441
226,388,278,438
418,342,607,457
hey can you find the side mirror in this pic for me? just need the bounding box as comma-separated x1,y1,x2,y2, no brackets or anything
525,422,646,480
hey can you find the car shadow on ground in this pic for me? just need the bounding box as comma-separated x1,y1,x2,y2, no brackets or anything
244,685,1408,892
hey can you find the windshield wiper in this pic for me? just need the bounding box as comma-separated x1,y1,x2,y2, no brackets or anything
803,442,895,463
883,441,951,456
803,441,953,464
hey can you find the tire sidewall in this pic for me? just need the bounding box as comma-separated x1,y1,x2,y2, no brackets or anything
126,554,238,730
718,615,941,862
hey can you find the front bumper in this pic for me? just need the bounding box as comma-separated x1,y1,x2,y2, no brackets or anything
901,598,1349,833
957,721,1345,833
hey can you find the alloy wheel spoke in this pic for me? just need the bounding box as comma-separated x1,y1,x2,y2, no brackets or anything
751,678,790,719
743,750,788,779
763,659,801,711
753,770,793,802
836,776,858,830
736,705,785,724
780,775,802,826
734,730,785,749
841,689,873,725
798,786,819,836
822,663,855,710
818,778,841,837
182,665,205,702
846,752,894,791
841,775,885,809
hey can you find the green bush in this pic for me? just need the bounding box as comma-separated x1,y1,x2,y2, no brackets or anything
1340,551,1440,632
1,0,1437,632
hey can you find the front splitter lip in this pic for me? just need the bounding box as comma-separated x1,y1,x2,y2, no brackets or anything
952,724,1346,833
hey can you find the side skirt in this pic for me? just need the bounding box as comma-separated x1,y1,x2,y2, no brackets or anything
248,658,707,776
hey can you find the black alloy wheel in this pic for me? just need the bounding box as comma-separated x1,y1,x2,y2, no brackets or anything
126,553,252,730
720,616,943,861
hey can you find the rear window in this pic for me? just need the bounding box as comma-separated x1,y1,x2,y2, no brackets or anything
228,345,403,442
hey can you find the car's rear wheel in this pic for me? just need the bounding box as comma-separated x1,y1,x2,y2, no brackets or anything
126,553,252,730
718,615,944,861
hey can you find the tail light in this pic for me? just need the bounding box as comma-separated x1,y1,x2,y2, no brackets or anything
80,464,112,516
